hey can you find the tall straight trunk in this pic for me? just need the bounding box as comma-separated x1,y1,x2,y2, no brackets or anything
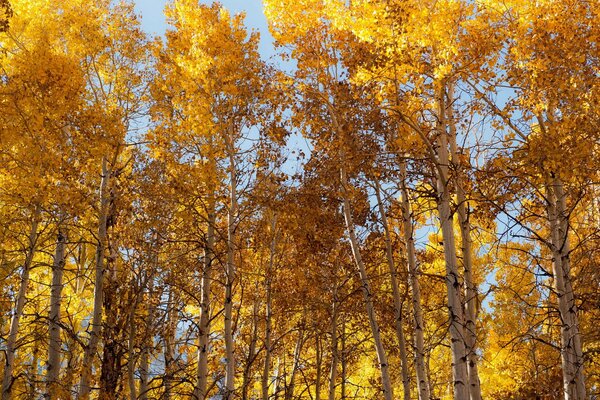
328,296,338,400
139,346,149,400
139,277,155,400
1,208,40,400
315,334,322,400
64,333,78,394
224,133,238,400
99,243,125,400
340,317,347,400
284,329,304,400
127,282,144,400
29,335,40,398
164,289,176,400
127,304,137,400
195,192,216,400
399,162,431,400
374,180,411,400
340,165,395,400
46,228,67,396
447,85,482,400
555,180,586,400
242,284,260,400
273,357,282,400
434,85,469,400
546,175,586,400
79,157,111,400
262,216,277,400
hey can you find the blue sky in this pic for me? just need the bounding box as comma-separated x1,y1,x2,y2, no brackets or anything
133,0,278,60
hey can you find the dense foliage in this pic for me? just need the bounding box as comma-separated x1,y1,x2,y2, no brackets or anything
1,0,599,399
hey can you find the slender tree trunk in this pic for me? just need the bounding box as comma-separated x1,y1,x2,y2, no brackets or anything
340,317,347,400
163,289,177,400
139,347,149,400
399,162,431,400
99,242,125,400
555,179,586,400
434,85,469,400
315,334,322,400
262,216,277,400
224,133,237,400
284,329,304,400
546,175,586,400
195,192,216,400
273,357,282,400
79,157,111,400
262,281,273,400
374,180,411,400
127,288,143,400
242,284,260,400
46,227,67,397
128,306,137,400
29,335,40,398
328,294,338,400
64,334,78,394
1,208,40,400
447,84,482,400
340,165,395,400
139,277,155,400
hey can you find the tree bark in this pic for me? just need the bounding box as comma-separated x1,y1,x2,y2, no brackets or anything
434,85,469,400
328,295,338,400
446,84,482,400
46,227,67,397
340,316,347,400
127,304,137,400
399,162,431,400
1,208,40,400
224,131,238,399
315,334,322,400
546,175,586,400
262,215,277,400
374,179,411,400
99,242,126,400
194,191,216,400
139,276,155,400
79,157,111,400
242,284,260,400
284,329,304,400
163,288,177,400
340,165,395,400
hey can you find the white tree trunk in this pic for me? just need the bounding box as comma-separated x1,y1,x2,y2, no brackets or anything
46,227,67,396
1,210,40,400
340,165,395,400
127,305,137,400
546,175,586,400
399,163,431,400
284,329,305,400
435,86,469,400
163,289,176,400
195,193,216,400
446,85,482,400
328,292,339,400
262,215,278,400
224,133,238,399
374,180,411,400
242,284,260,400
79,157,111,400
555,179,586,400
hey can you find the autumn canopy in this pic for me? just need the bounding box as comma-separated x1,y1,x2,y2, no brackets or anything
0,0,599,399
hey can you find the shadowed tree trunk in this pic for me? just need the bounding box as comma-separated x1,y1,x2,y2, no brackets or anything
46,227,67,397
1,207,40,400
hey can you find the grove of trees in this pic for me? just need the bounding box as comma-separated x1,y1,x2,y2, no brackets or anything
1,0,599,399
